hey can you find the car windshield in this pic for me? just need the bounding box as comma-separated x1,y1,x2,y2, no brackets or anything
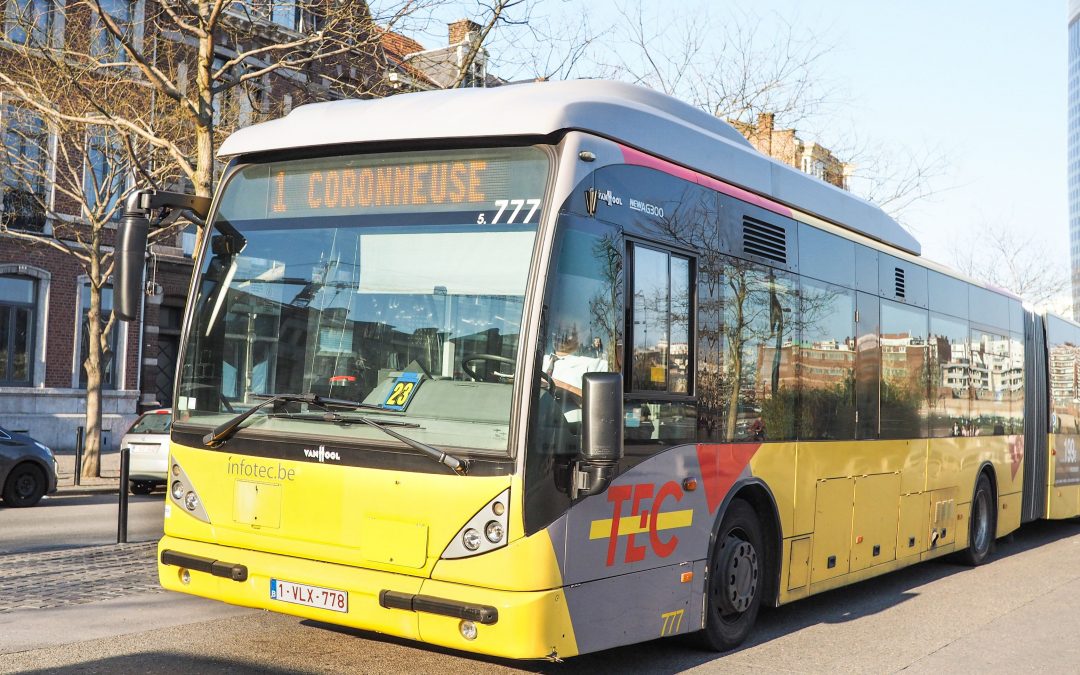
175,147,549,455
129,412,172,434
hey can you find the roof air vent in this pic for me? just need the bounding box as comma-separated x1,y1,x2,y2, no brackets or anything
743,217,787,265
894,267,906,300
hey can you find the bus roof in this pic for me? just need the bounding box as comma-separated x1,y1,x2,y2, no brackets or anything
218,79,921,256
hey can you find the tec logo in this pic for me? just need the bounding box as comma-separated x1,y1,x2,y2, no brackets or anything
589,481,694,566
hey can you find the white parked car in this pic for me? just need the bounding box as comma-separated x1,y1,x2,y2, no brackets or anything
121,409,171,495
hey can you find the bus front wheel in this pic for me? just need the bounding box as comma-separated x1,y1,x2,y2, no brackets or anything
698,499,763,652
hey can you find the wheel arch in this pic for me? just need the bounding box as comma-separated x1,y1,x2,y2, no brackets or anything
707,477,783,608
4,458,50,485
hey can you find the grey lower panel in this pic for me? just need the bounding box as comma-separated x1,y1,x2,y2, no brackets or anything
564,560,704,656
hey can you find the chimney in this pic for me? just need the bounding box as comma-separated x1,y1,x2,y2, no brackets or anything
757,112,775,134
448,19,481,45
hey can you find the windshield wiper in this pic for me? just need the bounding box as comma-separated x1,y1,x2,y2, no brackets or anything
202,392,470,476
203,392,384,448
348,413,469,476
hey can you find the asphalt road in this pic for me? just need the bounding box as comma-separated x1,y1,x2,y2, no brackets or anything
2,518,1080,673
0,491,166,554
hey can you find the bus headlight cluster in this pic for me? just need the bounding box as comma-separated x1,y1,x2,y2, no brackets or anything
168,458,211,524
441,488,510,559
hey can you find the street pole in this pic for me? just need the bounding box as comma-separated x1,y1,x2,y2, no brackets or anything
74,426,84,487
117,448,130,544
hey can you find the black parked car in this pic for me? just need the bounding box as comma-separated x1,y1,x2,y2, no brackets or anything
0,424,58,507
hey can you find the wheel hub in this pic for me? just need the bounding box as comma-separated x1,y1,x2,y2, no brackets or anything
16,474,35,498
717,534,758,615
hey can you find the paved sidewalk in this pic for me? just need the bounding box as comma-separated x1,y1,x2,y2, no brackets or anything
0,542,162,613
53,447,123,495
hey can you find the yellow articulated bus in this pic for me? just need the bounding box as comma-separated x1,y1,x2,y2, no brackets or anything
112,80,1080,660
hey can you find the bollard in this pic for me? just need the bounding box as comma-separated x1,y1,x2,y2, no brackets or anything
74,426,84,487
117,447,130,544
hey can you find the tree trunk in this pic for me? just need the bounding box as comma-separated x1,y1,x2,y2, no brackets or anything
81,255,104,479
192,21,216,251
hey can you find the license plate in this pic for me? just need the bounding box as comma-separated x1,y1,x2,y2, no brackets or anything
270,579,348,613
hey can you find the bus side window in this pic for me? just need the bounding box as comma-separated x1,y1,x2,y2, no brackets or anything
799,279,856,441
524,217,623,532
929,313,970,437
880,300,930,439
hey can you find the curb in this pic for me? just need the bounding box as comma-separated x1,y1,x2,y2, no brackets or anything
54,476,123,497
53,485,122,497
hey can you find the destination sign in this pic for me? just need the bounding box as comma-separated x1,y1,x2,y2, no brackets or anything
217,147,549,224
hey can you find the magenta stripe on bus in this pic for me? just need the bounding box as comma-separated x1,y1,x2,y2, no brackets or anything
619,145,793,218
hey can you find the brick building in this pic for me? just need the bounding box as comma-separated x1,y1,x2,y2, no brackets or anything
730,112,851,190
0,5,494,451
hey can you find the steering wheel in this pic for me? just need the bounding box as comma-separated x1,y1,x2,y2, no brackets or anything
538,368,557,394
461,354,516,382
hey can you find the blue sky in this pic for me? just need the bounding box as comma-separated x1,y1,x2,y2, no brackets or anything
410,1,1067,271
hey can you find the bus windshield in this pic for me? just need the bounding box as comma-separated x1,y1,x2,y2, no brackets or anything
175,146,549,456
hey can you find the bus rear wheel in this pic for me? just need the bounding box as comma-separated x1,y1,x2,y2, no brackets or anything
698,499,763,652
962,473,996,566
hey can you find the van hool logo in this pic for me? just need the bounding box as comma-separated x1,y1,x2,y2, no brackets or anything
303,445,341,463
597,189,622,207
584,187,622,215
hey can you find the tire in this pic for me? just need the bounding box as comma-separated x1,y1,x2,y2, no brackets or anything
962,473,996,566
3,463,47,508
130,480,154,495
697,499,765,651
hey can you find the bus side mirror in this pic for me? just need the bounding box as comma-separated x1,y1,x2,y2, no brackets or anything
573,372,624,499
115,192,150,322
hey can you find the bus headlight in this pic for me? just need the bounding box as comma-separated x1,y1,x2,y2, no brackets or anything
462,529,482,551
441,488,510,559
171,481,185,500
184,491,199,511
484,520,504,544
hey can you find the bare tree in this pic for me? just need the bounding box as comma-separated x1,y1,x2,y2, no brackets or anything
0,84,175,477
950,221,1070,311
0,0,492,475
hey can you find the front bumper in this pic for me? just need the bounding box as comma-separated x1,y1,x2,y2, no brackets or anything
157,536,578,660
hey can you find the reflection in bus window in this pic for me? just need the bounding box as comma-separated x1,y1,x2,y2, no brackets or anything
1049,329,1080,434
722,262,796,442
526,219,623,512
929,313,970,437
1008,335,1025,434
880,300,929,439
798,280,855,440
970,328,1010,435
630,245,691,394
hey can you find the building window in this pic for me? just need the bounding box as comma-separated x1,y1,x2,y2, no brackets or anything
5,0,54,46
1,103,49,233
237,0,321,32
83,125,127,221
91,0,136,59
0,274,36,386
77,283,118,390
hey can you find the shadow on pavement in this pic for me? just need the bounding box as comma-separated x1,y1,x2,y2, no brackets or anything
303,518,1080,675
16,654,307,674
